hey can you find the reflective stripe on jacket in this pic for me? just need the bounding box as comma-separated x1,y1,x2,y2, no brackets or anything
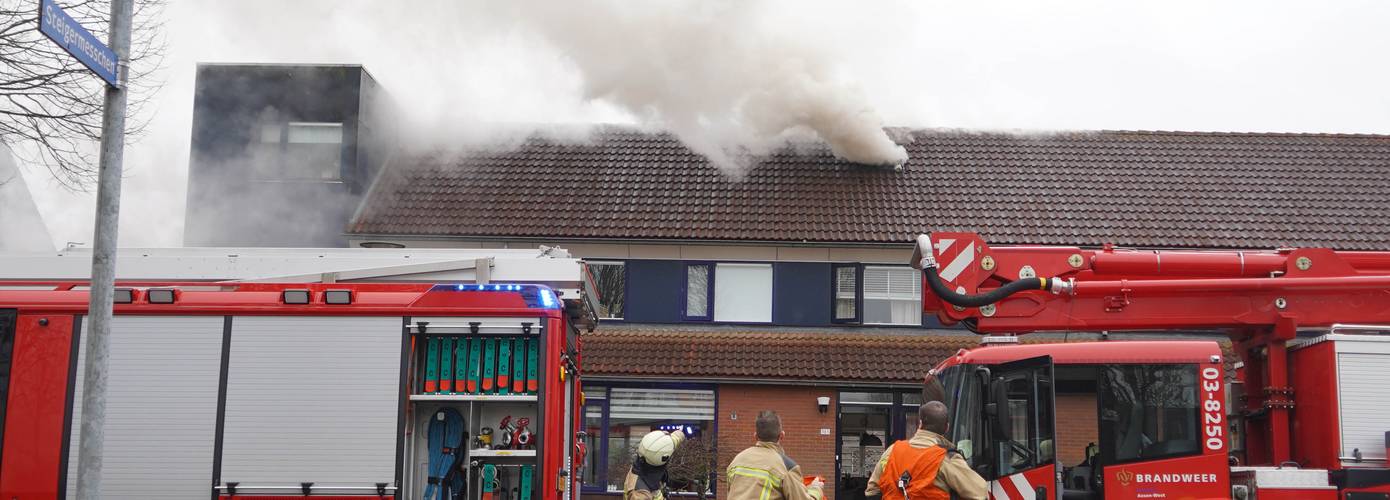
726,442,823,500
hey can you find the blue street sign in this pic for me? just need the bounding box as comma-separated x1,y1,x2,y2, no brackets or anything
38,0,120,87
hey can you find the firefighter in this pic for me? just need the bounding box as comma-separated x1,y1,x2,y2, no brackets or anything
726,411,825,500
624,429,686,500
865,401,987,500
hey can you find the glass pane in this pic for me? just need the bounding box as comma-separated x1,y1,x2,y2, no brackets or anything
1100,364,1199,463
838,405,891,500
713,263,772,323
282,143,342,180
840,391,893,404
834,266,857,320
863,298,920,325
287,122,343,144
606,413,715,492
583,403,603,487
903,392,923,406
685,265,709,317
589,262,625,319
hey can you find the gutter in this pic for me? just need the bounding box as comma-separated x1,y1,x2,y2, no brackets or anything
582,374,920,388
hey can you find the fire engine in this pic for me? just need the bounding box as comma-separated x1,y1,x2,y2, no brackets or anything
911,232,1390,499
0,247,598,500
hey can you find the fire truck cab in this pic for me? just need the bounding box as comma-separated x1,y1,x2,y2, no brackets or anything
927,340,1230,500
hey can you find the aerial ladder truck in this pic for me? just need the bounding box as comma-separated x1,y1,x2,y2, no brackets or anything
910,232,1390,500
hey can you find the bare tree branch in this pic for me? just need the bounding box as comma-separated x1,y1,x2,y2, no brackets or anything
0,0,165,190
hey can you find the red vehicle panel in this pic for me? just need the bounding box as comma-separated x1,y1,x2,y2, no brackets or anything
1103,453,1229,499
1290,340,1342,470
0,314,75,499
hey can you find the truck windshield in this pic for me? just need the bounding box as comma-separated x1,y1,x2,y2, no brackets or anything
926,365,984,464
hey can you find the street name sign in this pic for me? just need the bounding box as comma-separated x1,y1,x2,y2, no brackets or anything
38,0,120,87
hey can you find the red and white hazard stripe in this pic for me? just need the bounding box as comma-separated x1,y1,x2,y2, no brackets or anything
988,473,1036,500
933,238,976,283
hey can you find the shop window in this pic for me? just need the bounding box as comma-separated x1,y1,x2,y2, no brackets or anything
1099,364,1199,464
580,386,716,495
588,261,626,319
684,263,773,323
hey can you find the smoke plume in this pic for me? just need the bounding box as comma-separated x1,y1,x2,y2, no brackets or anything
505,1,909,172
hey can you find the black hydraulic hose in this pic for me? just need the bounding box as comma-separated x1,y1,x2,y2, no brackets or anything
921,267,1049,308
911,233,1063,308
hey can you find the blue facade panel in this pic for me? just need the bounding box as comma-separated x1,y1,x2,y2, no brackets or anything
623,260,686,323
773,262,832,326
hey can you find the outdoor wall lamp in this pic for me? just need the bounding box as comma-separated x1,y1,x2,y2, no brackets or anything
817,396,830,414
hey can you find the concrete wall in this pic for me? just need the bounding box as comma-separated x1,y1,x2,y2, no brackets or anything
716,385,838,500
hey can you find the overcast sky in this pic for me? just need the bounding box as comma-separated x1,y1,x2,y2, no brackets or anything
15,0,1390,249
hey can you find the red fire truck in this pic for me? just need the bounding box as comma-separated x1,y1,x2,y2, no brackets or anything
911,232,1390,499
0,247,598,500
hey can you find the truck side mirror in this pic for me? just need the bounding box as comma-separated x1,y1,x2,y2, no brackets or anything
988,377,1012,442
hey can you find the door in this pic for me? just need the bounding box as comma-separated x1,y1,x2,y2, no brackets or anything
837,392,893,500
984,356,1057,500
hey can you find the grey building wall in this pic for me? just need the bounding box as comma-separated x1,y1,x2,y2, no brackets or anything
184,64,394,247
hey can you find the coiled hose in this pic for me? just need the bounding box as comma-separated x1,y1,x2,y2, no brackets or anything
912,233,1063,308
425,407,467,500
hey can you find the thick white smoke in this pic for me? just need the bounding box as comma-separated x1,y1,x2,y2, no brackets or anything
505,1,909,172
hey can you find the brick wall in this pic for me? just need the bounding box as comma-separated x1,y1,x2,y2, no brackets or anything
1055,393,1098,466
716,385,837,499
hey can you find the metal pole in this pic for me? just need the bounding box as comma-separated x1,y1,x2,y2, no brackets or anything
75,0,133,497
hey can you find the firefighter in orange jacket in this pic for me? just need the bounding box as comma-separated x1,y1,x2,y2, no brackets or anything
865,401,987,500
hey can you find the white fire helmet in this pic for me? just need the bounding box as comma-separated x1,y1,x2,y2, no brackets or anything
637,429,685,466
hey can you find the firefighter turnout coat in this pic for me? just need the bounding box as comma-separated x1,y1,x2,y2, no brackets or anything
865,430,988,500
726,441,824,500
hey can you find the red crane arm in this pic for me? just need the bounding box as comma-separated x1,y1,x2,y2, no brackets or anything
915,232,1390,333
912,231,1390,467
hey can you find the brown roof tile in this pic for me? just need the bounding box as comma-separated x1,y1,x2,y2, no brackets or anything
580,326,1236,383
351,128,1390,250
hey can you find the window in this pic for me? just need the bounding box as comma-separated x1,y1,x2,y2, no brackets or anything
713,263,772,322
992,364,1056,477
832,265,859,322
580,386,716,494
685,264,710,320
251,121,344,181
588,261,625,319
684,263,773,323
286,122,343,180
1099,364,1199,464
862,266,921,325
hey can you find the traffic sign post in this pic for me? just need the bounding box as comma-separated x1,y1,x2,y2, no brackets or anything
36,0,134,497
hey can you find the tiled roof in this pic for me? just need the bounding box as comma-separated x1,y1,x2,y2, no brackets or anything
582,326,974,383
351,128,1390,250
581,326,1237,383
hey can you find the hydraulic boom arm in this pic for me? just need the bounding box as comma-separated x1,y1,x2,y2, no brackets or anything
910,231,1390,467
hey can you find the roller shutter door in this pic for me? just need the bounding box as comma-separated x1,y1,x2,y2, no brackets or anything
219,316,401,488
66,316,224,499
1338,352,1390,461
